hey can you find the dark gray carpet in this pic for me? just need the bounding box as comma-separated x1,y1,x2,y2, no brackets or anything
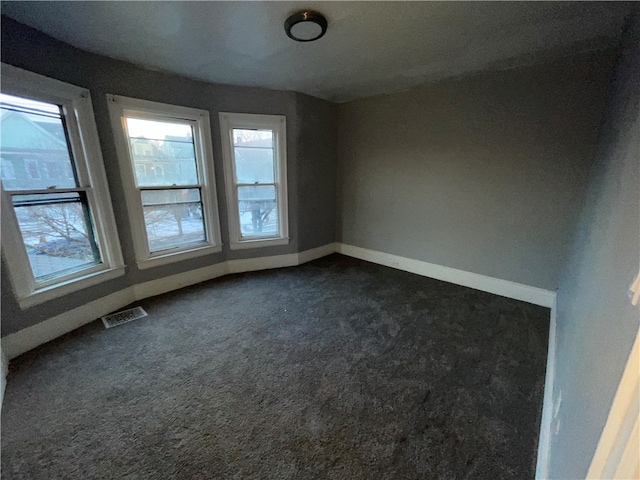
1,254,549,479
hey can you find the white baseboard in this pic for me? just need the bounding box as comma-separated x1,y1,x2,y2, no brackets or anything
228,252,299,274
336,243,556,308
1,289,134,361
536,296,558,480
298,242,337,264
2,240,558,436
1,244,337,361
132,262,229,301
2,242,556,364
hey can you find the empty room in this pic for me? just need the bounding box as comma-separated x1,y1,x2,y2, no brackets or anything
1,2,638,479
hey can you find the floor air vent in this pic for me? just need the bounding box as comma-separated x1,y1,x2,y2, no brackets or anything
102,306,148,329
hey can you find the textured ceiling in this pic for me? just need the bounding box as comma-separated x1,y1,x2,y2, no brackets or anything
1,1,635,102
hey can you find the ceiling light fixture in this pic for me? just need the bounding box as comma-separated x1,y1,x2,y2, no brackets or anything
284,10,327,42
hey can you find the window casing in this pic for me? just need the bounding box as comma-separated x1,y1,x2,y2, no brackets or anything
108,95,221,268
0,64,124,308
219,113,289,250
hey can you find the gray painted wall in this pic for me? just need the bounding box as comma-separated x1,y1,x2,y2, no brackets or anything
1,17,337,336
336,50,617,290
549,13,640,479
295,94,338,251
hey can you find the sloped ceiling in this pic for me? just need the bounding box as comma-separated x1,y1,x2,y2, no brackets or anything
1,1,635,102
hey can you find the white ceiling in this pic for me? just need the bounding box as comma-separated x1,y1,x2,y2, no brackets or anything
1,1,635,103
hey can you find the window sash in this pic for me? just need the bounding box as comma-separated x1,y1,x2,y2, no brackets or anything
124,115,207,255
235,182,279,239
122,114,201,189
13,200,103,285
0,94,82,191
7,187,106,283
140,186,207,254
236,183,280,240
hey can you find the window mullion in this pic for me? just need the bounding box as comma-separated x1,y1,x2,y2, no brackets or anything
7,187,89,196
235,183,276,187
136,184,203,191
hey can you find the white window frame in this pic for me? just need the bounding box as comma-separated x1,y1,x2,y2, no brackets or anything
0,64,124,308
108,95,222,269
219,112,289,250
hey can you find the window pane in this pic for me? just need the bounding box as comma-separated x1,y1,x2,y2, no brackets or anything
237,185,278,237
141,188,205,252
0,93,77,190
233,129,274,183
12,193,100,280
125,117,197,187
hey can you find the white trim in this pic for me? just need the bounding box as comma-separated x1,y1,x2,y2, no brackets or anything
228,237,290,250
132,261,228,300
335,243,556,308
1,289,135,360
18,266,126,309
536,295,558,480
1,243,336,360
219,112,289,249
298,242,337,264
0,346,8,411
107,94,222,268
1,241,556,372
1,63,86,103
587,327,640,479
134,243,336,298
73,89,124,270
227,252,299,274
136,245,222,270
0,64,124,307
1,187,34,296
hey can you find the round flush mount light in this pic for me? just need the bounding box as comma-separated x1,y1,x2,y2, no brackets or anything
284,10,327,42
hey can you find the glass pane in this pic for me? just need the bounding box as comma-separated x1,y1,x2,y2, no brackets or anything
237,185,278,237
233,128,274,184
12,193,100,280
0,93,77,190
141,188,205,252
141,189,201,205
125,117,197,187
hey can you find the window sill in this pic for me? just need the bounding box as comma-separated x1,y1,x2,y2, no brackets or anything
18,265,126,310
229,237,290,250
137,244,222,270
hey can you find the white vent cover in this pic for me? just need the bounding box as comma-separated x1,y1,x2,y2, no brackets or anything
102,306,148,329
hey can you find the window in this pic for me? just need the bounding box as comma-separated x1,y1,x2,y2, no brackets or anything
0,64,124,308
219,113,288,249
1,159,16,180
24,159,41,179
108,95,221,268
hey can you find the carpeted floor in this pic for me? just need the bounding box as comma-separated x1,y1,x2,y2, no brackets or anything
1,254,549,479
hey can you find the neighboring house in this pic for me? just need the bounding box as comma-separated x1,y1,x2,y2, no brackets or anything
129,134,197,186
0,109,74,190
